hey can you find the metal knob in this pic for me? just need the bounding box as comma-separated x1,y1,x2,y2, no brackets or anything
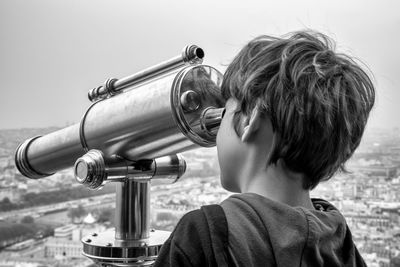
153,154,186,183
180,90,201,112
74,150,108,190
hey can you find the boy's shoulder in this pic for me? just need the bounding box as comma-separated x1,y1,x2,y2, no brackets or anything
221,192,343,218
220,193,366,267
154,204,230,267
170,204,227,240
156,194,366,266
220,193,347,244
173,193,345,241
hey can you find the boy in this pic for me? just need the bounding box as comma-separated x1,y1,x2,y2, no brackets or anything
154,31,374,266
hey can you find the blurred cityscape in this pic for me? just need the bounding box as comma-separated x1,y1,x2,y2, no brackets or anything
0,127,399,267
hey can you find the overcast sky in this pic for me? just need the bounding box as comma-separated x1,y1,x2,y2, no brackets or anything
0,0,399,130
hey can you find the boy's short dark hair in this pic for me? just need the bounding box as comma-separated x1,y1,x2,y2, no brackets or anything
221,31,375,189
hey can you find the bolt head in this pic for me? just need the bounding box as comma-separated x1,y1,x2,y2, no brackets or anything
180,90,201,112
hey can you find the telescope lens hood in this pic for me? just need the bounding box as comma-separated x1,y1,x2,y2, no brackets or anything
15,136,54,179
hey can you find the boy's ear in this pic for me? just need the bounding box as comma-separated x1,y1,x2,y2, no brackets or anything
241,107,261,143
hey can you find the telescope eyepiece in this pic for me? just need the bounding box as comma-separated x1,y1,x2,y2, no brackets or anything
200,107,225,137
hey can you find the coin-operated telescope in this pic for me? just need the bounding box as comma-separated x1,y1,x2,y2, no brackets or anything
15,45,225,266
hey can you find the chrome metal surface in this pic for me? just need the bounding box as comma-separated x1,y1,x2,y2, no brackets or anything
74,150,108,190
88,45,204,102
16,65,224,179
171,65,225,146
152,154,186,183
115,180,150,240
200,107,225,137
74,151,186,189
15,136,54,179
81,228,170,266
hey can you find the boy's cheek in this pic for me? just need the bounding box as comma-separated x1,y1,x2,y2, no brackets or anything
220,170,241,193
216,102,243,192
217,135,243,193
218,154,234,192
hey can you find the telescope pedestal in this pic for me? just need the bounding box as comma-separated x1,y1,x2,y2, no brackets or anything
82,229,170,266
81,180,169,266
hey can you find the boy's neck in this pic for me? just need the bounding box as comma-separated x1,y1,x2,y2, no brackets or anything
241,161,315,210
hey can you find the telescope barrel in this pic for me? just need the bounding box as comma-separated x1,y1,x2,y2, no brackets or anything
15,65,225,179
88,45,204,102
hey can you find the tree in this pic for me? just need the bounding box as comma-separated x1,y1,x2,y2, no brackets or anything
97,209,114,223
391,256,400,267
0,222,34,244
67,205,86,222
156,211,177,222
1,197,10,204
21,216,34,224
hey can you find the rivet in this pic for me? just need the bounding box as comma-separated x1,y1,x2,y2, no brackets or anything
85,239,92,243
92,233,98,237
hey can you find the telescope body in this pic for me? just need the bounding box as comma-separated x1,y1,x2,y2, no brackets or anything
14,45,225,266
16,65,224,178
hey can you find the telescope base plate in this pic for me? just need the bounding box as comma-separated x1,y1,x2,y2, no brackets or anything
82,228,171,267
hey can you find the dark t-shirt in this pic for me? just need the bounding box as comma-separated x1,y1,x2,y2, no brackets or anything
154,193,366,267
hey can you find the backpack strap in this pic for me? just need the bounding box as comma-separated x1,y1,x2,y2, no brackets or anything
201,204,230,267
